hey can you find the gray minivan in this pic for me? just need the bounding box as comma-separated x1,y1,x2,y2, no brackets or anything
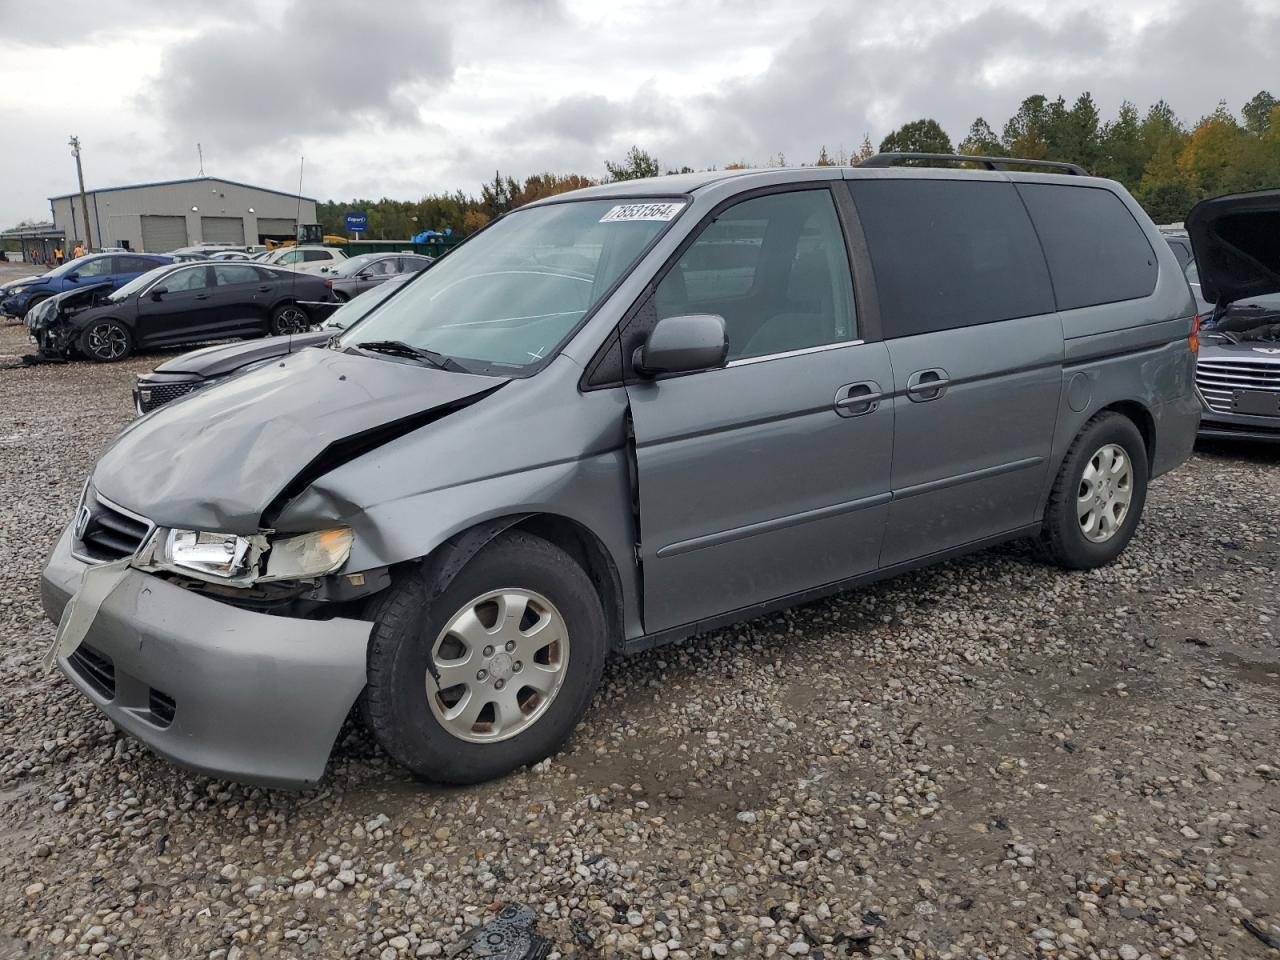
41,154,1201,788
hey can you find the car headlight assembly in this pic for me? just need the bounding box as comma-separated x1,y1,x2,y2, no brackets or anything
150,527,352,585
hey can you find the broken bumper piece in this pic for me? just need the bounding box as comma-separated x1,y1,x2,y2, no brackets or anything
40,526,371,789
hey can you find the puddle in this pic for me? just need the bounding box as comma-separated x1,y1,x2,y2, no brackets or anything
1216,651,1280,688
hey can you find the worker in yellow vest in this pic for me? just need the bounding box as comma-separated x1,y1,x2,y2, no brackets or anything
73,243,84,259
54,246,64,265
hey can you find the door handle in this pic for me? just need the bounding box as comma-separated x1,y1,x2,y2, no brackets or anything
905,368,950,402
194,294,210,300
834,380,882,417
257,286,271,292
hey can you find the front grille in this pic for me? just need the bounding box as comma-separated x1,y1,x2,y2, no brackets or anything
77,497,152,563
1196,359,1280,414
137,380,201,413
68,644,115,698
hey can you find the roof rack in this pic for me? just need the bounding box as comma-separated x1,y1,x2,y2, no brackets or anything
858,152,1088,176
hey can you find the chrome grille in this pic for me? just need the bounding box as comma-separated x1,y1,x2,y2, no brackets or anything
1196,359,1280,415
75,495,153,563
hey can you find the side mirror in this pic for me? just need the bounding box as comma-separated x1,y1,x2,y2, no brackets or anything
150,286,168,300
633,313,728,378
66,272,80,281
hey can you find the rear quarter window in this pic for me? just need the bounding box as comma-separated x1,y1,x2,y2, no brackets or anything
1017,183,1158,311
847,179,1055,338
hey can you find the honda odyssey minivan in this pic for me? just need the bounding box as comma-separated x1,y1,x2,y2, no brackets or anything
41,154,1201,788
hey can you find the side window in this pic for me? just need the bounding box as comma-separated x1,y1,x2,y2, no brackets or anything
848,179,1055,338
303,250,329,262
652,189,856,363
213,264,261,286
164,266,209,292
118,256,156,273
368,258,395,275
76,258,115,277
1017,183,1158,311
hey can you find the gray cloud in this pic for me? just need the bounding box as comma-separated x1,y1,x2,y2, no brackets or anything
143,0,453,155
3,0,1279,225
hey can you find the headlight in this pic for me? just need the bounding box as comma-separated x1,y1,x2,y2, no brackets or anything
262,528,354,582
150,526,352,584
159,529,256,579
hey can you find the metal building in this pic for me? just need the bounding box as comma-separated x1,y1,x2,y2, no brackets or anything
49,177,318,253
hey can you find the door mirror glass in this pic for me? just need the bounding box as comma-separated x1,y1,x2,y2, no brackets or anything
66,272,79,281
150,286,168,299
634,313,728,377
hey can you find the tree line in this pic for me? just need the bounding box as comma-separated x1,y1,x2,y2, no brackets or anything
316,90,1280,238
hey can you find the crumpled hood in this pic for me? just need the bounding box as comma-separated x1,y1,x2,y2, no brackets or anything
150,329,332,377
93,346,507,532
1187,188,1280,307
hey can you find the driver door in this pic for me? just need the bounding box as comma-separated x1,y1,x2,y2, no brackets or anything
133,265,219,345
624,186,893,633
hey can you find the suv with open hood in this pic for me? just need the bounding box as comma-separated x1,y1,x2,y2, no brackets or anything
40,155,1201,788
1186,188,1280,441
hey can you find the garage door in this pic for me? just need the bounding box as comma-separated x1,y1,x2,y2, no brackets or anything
140,215,188,253
201,216,246,244
257,218,296,240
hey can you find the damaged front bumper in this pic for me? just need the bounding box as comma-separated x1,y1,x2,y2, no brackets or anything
41,525,371,789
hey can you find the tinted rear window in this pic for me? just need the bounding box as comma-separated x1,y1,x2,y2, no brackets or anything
847,179,1054,338
1017,183,1157,311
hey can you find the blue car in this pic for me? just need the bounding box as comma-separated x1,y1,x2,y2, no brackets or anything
0,252,172,320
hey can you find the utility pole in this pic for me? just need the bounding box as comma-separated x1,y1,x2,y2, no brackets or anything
68,135,93,251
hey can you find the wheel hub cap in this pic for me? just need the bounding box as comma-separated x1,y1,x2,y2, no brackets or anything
1077,442,1134,543
427,588,569,743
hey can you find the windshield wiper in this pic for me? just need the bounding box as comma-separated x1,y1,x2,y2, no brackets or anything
354,340,468,372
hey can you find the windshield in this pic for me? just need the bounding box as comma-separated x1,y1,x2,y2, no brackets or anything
107,264,175,302
337,197,684,373
45,256,105,279
321,277,407,330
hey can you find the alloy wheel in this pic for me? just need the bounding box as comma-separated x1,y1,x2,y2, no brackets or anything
1077,443,1133,543
86,323,128,360
274,307,307,334
427,588,570,743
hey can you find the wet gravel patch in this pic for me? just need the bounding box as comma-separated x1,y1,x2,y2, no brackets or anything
1,319,1278,959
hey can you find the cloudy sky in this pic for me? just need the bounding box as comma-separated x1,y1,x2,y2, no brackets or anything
0,0,1276,225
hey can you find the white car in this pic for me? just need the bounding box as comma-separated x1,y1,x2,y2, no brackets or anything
261,245,347,274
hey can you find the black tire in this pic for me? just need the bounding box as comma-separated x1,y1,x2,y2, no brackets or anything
269,302,310,335
364,531,607,784
1038,412,1149,569
77,318,133,362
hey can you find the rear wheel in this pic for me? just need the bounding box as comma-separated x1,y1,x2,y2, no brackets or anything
1038,412,1149,569
78,318,133,362
363,532,607,784
270,303,309,335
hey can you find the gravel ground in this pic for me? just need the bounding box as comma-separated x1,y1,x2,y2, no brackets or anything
1,302,1278,959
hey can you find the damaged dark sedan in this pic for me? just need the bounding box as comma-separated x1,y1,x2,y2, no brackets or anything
33,260,330,361
41,161,1200,789
1186,188,1280,441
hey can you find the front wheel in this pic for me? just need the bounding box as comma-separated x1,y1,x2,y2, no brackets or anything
1038,412,1149,569
78,318,133,362
269,303,310,336
363,532,607,784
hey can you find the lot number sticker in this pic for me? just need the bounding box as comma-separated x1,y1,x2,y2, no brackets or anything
600,202,685,223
